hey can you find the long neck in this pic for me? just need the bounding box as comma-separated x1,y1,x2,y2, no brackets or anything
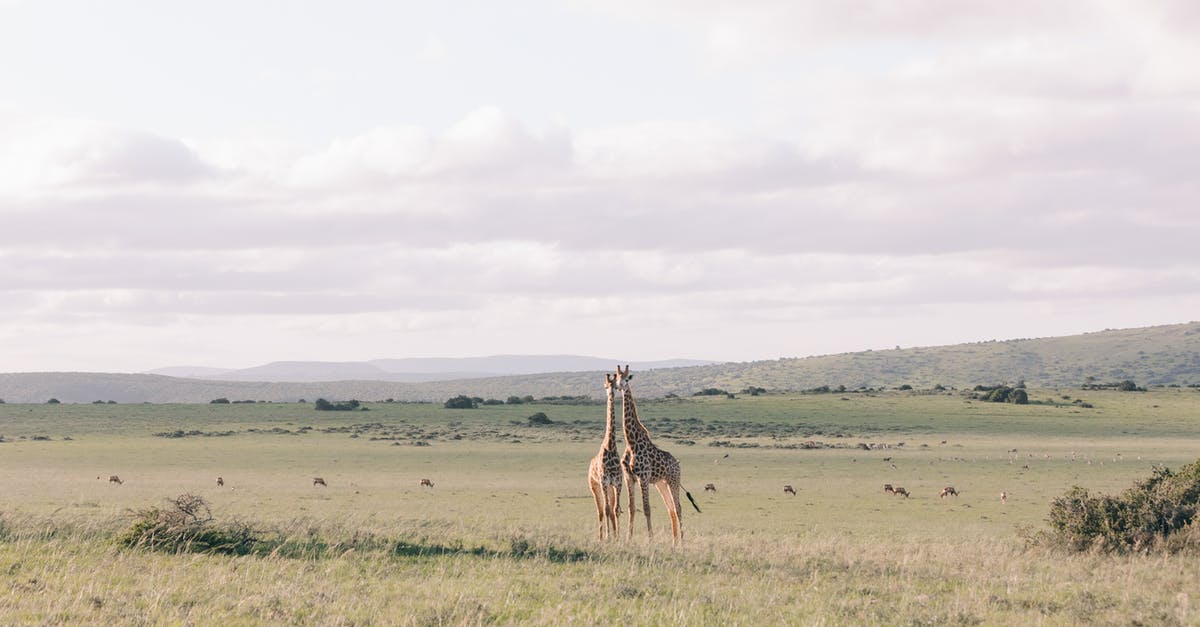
602,386,616,450
621,385,651,444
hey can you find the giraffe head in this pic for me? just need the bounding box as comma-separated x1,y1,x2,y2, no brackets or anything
603,372,617,393
613,364,633,391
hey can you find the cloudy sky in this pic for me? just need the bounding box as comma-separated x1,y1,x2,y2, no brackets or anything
2,1,1198,373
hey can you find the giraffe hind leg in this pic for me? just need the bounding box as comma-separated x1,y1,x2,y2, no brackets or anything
656,481,682,546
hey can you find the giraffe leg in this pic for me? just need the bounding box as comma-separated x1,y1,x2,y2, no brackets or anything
589,479,606,541
641,480,653,539
604,484,619,539
625,471,638,541
656,482,681,547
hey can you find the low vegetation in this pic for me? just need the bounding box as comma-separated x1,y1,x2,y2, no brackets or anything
1038,460,1200,554
2,387,1200,622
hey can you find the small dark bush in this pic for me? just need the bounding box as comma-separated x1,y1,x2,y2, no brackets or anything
210,398,230,404
527,412,553,426
443,395,477,409
46,398,60,404
693,388,729,397
315,398,361,411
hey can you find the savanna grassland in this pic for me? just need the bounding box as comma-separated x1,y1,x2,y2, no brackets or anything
2,387,1200,624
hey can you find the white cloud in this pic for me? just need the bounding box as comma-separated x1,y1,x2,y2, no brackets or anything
2,1,1200,371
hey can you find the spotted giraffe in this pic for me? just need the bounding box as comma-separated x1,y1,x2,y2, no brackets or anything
587,373,624,540
615,365,700,546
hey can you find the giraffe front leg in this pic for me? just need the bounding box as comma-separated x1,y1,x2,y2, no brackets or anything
603,485,618,540
625,471,638,541
589,480,606,541
641,480,653,539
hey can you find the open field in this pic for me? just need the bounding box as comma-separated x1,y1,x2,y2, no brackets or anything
2,388,1200,623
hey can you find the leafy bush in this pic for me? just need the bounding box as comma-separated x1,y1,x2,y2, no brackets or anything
1040,460,1200,553
972,385,1028,404
46,398,60,404
210,398,230,404
527,412,553,426
118,494,261,555
314,398,361,411
443,395,477,409
693,388,729,397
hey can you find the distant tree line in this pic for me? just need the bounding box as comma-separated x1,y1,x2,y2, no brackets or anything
1081,379,1146,392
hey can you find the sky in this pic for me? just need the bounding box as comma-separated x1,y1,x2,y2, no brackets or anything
2,0,1199,373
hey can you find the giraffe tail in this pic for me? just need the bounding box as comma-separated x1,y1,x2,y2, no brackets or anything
685,490,701,513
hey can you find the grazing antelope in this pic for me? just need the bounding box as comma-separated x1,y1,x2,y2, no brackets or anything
704,483,717,493
313,477,327,487
108,475,123,484
893,487,910,497
940,486,958,498
420,478,434,488
783,485,797,495
883,483,895,494
217,476,224,487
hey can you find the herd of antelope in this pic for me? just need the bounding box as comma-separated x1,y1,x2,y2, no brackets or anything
97,474,437,490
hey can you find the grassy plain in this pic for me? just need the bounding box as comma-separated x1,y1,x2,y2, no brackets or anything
2,388,1200,624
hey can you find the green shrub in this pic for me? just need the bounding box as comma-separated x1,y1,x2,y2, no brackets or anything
527,412,553,426
693,388,729,397
443,395,477,409
315,398,361,411
1042,460,1200,553
118,494,261,556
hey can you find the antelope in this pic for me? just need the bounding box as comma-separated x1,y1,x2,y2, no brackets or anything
704,483,717,493
893,487,910,497
883,483,895,494
1000,491,1007,504
420,478,434,488
783,485,796,495
940,486,958,498
217,477,224,487
108,475,122,484
313,477,327,487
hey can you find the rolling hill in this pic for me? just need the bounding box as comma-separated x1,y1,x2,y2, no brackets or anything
2,322,1199,404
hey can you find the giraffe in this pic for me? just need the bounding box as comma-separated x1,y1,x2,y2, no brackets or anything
587,373,624,540
615,365,700,546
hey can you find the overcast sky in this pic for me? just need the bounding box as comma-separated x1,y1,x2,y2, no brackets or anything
2,1,1198,373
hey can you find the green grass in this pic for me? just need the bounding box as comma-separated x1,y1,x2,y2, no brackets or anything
2,388,1199,623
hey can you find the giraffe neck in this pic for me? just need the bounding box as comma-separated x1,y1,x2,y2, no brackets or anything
621,386,651,446
601,386,617,451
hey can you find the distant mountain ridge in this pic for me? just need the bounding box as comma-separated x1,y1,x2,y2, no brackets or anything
3,322,1199,403
145,355,717,383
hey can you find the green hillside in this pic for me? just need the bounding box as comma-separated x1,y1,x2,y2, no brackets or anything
1,322,1197,403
